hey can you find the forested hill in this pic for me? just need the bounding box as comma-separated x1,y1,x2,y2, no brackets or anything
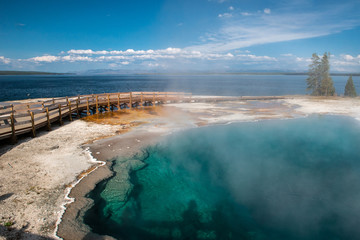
0,71,65,75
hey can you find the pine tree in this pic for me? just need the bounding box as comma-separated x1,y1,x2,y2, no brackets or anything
344,75,357,97
319,53,335,96
306,53,321,95
306,52,335,96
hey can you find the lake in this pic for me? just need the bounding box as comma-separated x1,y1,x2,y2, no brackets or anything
0,74,358,101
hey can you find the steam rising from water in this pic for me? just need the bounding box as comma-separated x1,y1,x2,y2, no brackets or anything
85,116,360,239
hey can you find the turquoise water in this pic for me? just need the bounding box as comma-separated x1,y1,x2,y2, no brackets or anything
85,116,360,239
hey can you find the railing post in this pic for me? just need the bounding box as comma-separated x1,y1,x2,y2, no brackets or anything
30,111,36,138
58,104,63,126
86,97,90,115
46,107,51,131
140,92,143,107
66,97,69,105
52,98,55,104
76,99,80,118
107,94,111,111
10,113,17,144
117,93,120,111
68,100,72,121
96,95,99,114
129,92,132,109
153,93,155,106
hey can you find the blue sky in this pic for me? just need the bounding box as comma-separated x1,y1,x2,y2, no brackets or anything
0,0,359,73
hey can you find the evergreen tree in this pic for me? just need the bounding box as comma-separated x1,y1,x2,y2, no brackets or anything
306,53,321,95
306,52,335,96
344,75,357,97
319,53,335,96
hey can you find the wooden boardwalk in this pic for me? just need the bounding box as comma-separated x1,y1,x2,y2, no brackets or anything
0,92,192,143
0,92,285,144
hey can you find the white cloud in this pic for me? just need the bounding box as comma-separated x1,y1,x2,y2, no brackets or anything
187,4,360,53
67,49,95,55
264,8,271,14
24,48,241,64
342,54,355,61
229,6,234,11
331,54,360,71
295,57,310,62
0,56,11,64
148,63,160,67
97,56,125,61
277,53,360,72
281,53,294,57
125,49,135,54
218,13,232,18
240,12,252,16
62,55,94,62
30,55,59,62
5,50,359,72
20,47,279,70
238,54,277,61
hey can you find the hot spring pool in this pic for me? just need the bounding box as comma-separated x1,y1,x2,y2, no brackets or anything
84,116,360,240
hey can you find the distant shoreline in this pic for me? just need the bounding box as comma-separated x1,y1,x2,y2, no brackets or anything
0,71,68,75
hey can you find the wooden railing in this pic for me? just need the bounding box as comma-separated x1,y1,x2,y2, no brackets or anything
0,92,192,143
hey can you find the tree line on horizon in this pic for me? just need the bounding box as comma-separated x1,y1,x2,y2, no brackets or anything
306,52,357,97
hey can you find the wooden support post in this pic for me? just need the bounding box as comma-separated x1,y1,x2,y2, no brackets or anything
107,94,111,111
76,99,80,118
30,111,36,138
10,113,17,144
86,97,90,115
52,98,55,104
165,92,168,103
46,107,51,131
129,92,132,109
66,97,69,105
68,100,73,121
153,93,155,106
140,92,143,107
58,104,63,126
42,102,45,109
96,95,99,114
117,94,120,111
